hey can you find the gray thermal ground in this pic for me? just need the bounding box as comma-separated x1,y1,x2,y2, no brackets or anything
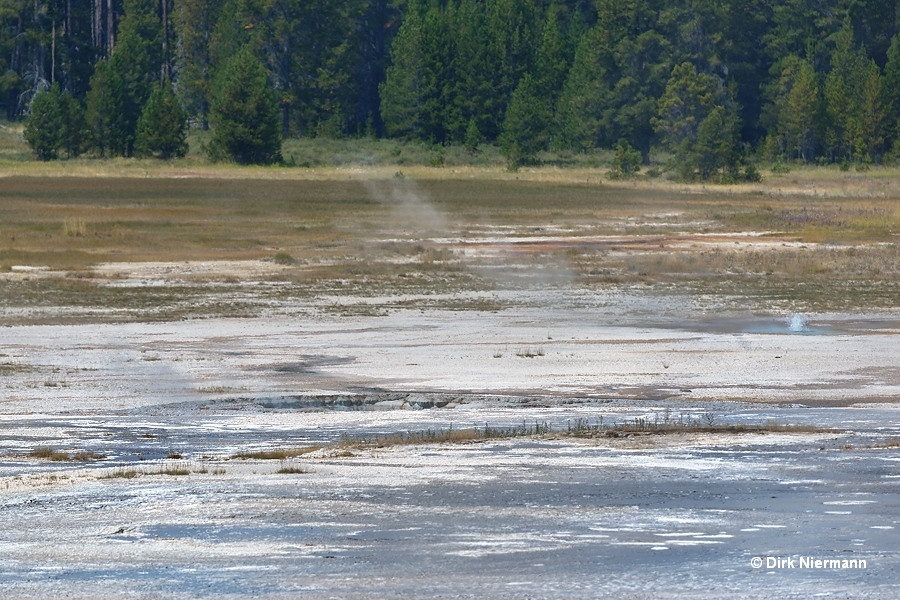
2,298,899,599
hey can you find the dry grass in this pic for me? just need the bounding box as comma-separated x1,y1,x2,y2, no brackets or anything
276,463,312,474
1,164,899,321
567,418,840,437
27,448,105,462
97,461,206,479
0,362,32,376
867,439,900,449
100,468,140,479
314,418,837,451
232,447,321,460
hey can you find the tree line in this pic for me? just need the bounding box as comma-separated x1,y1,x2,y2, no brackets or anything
4,0,900,178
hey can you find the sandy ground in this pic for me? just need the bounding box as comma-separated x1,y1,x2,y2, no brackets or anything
1,293,899,598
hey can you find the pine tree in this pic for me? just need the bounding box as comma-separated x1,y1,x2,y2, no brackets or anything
534,3,568,103
24,84,65,161
824,22,861,161
653,62,721,153
488,0,540,109
135,82,188,159
464,116,483,153
379,7,425,139
499,74,550,168
452,0,500,141
764,55,820,162
109,0,163,156
692,105,739,180
780,57,820,162
556,26,611,151
175,0,222,129
883,33,900,146
824,21,884,163
418,4,456,143
85,60,127,157
530,2,569,146
854,59,884,162
208,45,282,164
654,62,739,180
60,91,90,159
608,140,642,178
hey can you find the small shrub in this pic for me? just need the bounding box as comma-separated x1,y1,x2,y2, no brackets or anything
272,252,295,265
429,146,445,167
742,165,762,182
607,141,643,179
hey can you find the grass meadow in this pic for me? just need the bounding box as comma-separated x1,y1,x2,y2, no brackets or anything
2,120,900,321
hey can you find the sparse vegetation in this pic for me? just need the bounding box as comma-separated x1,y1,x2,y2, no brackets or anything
232,447,320,460
28,447,72,461
873,438,900,448
101,468,140,479
562,416,839,437
159,463,191,476
515,347,545,358
276,462,312,474
0,165,899,324
283,416,839,452
272,252,295,265
28,448,105,462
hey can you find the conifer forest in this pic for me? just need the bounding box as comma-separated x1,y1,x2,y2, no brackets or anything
4,0,900,175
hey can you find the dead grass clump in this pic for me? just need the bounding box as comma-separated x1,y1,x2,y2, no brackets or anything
232,446,320,460
340,422,552,449
26,447,103,463
159,464,191,476
564,416,840,437
872,438,900,448
101,468,140,479
515,347,545,358
28,447,73,461
276,462,312,474
0,362,32,376
63,218,87,237
71,451,106,462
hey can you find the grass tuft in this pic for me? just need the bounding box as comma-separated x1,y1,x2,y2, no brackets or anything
232,446,320,460
27,447,103,462
101,468,140,479
276,462,312,474
28,447,71,461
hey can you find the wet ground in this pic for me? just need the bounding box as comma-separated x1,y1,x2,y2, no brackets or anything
1,300,899,598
